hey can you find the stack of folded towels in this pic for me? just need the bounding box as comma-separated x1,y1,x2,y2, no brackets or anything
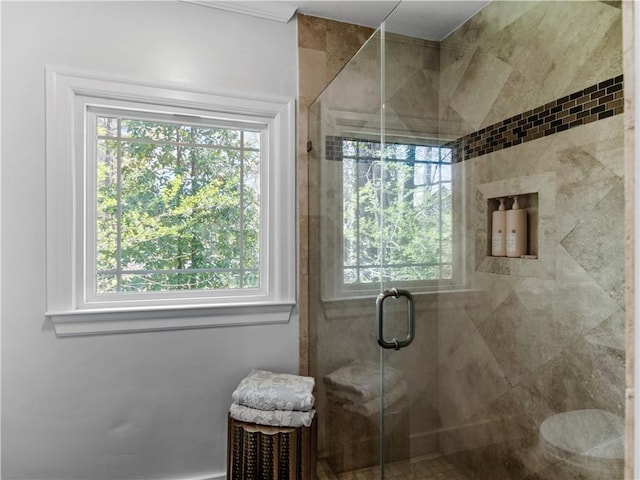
324,360,407,417
229,369,316,428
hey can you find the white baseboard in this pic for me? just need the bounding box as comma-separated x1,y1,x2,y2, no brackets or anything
181,472,225,480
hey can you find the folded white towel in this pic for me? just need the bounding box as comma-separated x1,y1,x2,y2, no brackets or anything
229,403,316,428
328,380,408,417
324,360,403,402
232,369,315,412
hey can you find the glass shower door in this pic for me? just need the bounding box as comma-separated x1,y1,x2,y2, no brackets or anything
307,26,388,477
308,16,457,479
377,17,458,478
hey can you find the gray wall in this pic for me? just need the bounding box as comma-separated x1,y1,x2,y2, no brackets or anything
1,3,298,479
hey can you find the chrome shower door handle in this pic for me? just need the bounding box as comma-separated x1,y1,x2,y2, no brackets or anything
376,287,415,350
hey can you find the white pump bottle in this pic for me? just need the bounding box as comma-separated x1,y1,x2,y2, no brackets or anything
491,198,506,256
506,196,527,257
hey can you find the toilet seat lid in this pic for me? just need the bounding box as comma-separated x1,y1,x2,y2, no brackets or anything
539,409,624,461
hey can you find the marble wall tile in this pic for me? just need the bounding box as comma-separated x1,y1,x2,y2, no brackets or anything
563,311,626,415
385,69,440,136
561,179,626,307
439,306,624,479
622,1,635,478
443,118,625,478
438,327,511,427
436,2,624,476
384,34,441,137
298,14,327,51
299,47,329,110
438,304,477,361
447,50,513,131
552,247,621,336
556,175,620,241
441,1,623,133
325,20,377,80
463,273,525,327
298,15,374,455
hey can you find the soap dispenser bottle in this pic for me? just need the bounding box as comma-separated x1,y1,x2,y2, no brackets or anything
506,196,527,257
491,198,506,256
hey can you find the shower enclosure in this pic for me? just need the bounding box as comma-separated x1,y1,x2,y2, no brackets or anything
307,1,625,479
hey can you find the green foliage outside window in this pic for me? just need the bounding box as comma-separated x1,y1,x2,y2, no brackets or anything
342,140,453,286
95,116,260,293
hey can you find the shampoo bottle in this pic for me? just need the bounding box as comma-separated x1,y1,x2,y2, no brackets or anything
506,196,527,257
491,198,506,256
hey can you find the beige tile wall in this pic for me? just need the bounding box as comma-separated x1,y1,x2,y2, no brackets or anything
623,1,635,479
440,0,622,136
438,2,625,479
298,1,632,478
297,15,373,377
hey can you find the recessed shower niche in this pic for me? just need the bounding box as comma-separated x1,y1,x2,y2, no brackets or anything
476,172,555,278
487,193,538,258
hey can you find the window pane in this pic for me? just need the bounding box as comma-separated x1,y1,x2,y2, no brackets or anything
440,147,453,163
118,271,241,292
119,142,177,270
343,267,358,285
95,115,261,294
441,264,453,279
183,126,243,147
244,131,260,149
343,158,358,268
242,150,260,273
341,138,453,287
242,270,260,289
121,119,177,142
96,139,118,272
97,117,118,137
359,267,382,284
97,273,118,293
343,140,357,157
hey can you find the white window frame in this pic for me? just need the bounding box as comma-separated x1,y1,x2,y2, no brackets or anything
45,66,296,336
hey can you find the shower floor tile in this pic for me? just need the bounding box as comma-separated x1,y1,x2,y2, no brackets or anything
318,453,470,480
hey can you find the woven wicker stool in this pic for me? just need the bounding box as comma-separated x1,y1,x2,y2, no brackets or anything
227,413,317,480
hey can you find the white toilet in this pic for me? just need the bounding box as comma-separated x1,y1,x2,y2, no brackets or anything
539,409,624,477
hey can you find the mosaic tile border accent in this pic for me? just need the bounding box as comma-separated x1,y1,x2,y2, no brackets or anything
453,74,624,162
325,135,344,162
325,75,623,164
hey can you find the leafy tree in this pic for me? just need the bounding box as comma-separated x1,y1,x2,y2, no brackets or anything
342,140,452,285
95,116,260,293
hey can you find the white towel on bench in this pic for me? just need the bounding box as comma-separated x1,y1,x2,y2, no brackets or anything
232,369,315,412
230,403,316,428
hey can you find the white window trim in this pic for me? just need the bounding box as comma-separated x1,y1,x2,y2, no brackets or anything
45,66,296,336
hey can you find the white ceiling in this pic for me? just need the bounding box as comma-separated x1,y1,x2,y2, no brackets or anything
381,1,490,40
293,1,490,40
183,1,491,41
290,1,400,30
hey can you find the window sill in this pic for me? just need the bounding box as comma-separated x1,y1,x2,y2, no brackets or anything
45,302,296,337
